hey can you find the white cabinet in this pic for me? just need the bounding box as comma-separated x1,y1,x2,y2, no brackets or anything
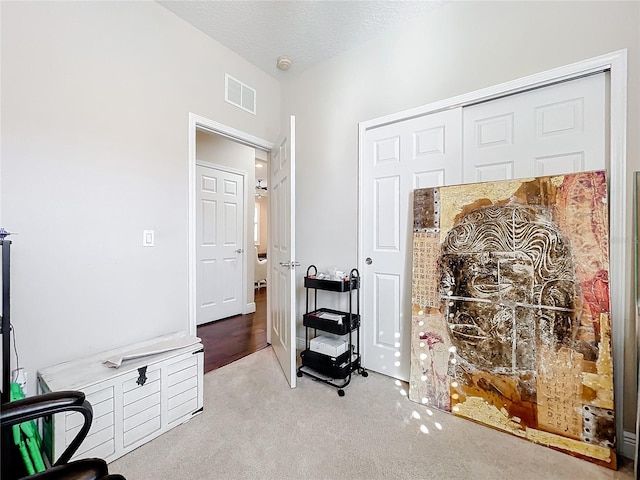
38,332,203,464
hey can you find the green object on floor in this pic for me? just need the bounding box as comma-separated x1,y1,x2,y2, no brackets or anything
10,382,46,475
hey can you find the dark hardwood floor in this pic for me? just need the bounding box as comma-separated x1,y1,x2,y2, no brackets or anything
197,287,268,373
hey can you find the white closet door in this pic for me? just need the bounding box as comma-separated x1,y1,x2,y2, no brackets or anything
463,73,606,182
361,72,607,383
361,108,462,381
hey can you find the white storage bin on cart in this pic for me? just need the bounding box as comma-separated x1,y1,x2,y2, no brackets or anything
310,334,349,357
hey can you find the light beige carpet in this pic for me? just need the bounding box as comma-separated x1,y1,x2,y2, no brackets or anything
111,347,633,480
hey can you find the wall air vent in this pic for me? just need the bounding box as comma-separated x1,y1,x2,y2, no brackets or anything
225,74,256,115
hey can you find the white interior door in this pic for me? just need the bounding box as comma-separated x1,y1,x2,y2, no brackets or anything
463,73,605,181
361,72,606,382
270,115,297,387
361,109,463,381
196,164,245,325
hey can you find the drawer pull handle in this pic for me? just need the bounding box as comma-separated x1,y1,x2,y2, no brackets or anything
137,366,148,386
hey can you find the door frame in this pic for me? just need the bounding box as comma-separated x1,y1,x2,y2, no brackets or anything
188,113,273,338
195,161,248,324
358,49,628,453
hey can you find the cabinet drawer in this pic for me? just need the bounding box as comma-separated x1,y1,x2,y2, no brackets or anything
123,391,161,419
124,416,161,448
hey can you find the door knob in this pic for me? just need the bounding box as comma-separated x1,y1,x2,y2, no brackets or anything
365,257,373,265
235,249,243,253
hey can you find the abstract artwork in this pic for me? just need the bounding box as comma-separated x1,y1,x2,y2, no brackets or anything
409,171,616,468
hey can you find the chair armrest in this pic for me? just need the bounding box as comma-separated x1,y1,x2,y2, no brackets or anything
1,391,88,427
1,391,93,466
25,458,109,480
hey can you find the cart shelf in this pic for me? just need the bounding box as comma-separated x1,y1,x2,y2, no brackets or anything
304,275,360,292
303,308,359,335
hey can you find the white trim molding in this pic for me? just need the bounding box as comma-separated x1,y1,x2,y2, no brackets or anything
359,49,628,455
245,302,256,315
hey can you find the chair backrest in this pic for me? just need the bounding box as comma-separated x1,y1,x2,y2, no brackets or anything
1,390,126,479
254,247,267,283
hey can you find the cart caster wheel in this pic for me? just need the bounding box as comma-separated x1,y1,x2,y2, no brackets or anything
361,370,369,377
338,389,345,397
297,371,303,377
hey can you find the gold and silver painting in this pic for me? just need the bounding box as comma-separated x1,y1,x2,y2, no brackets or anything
409,170,616,468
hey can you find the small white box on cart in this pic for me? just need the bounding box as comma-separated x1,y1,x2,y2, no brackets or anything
310,335,349,357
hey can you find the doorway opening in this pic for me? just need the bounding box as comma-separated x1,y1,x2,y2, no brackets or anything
190,118,272,372
188,113,296,387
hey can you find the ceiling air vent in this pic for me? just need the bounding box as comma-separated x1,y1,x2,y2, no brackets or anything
225,74,256,115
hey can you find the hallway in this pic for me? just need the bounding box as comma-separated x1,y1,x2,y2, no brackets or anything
197,288,268,373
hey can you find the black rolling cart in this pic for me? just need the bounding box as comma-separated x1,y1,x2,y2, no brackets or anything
296,265,367,396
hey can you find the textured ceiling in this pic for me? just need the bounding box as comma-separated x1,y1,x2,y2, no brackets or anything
158,1,445,79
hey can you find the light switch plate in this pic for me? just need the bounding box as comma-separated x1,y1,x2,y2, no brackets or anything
143,230,154,247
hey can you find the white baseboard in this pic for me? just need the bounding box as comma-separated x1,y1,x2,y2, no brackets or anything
622,430,635,460
245,302,256,314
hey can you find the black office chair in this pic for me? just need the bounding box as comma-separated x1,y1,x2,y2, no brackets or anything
1,390,125,480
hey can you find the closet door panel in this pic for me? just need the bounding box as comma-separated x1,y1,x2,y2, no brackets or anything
361,108,462,381
463,73,606,182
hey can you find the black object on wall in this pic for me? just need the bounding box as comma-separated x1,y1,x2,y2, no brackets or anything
1,232,11,404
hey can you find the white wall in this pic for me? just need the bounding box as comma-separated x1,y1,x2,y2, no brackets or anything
0,1,280,393
195,130,257,310
255,158,269,255
283,0,639,433
256,195,268,255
